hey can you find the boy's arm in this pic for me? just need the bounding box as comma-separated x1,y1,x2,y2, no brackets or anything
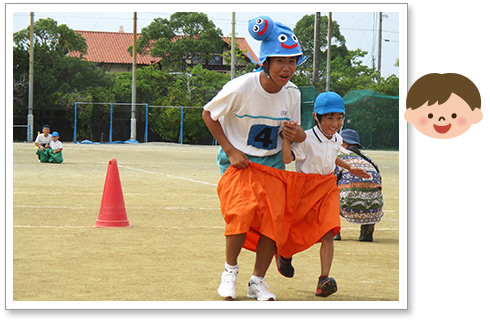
202,110,249,169
336,157,371,179
282,138,294,164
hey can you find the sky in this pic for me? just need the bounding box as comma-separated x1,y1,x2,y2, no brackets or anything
10,5,400,78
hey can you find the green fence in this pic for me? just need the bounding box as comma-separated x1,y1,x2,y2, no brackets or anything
299,87,399,150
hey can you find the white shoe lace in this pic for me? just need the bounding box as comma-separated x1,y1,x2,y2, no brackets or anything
250,280,275,300
222,269,238,283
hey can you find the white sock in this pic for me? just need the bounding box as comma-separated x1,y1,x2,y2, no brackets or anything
250,275,264,284
225,262,238,272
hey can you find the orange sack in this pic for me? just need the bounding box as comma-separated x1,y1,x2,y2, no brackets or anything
217,162,340,258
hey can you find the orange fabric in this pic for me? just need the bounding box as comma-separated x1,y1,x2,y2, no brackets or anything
217,162,340,258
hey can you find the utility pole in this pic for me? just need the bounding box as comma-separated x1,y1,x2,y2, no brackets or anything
313,12,321,83
231,12,236,79
326,12,332,91
130,12,137,141
377,12,383,83
27,12,34,142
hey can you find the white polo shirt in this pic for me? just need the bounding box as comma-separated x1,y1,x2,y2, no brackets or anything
49,140,63,151
291,126,343,175
204,72,301,157
35,133,52,146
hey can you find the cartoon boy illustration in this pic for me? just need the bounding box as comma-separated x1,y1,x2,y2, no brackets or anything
405,73,482,139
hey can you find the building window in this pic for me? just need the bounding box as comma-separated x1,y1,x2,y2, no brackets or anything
192,53,222,65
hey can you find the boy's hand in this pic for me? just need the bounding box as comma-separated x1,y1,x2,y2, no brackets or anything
349,167,371,179
228,148,249,169
282,121,306,142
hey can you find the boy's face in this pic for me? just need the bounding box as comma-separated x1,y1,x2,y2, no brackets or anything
316,112,344,137
43,127,50,136
266,56,297,87
404,93,483,139
52,136,59,142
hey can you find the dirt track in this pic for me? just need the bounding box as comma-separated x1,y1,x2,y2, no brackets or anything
11,142,400,303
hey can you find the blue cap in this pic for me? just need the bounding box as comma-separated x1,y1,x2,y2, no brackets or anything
52,131,59,137
341,129,363,148
248,16,307,67
314,92,345,115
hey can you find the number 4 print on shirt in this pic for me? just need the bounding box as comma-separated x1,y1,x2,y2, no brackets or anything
247,124,280,150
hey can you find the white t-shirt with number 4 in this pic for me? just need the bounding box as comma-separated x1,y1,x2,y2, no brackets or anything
204,72,301,157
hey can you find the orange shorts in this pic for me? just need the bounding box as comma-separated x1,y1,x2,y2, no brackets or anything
217,162,340,258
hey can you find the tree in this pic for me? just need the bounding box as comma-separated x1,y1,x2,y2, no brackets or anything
372,74,399,96
329,49,379,96
140,64,229,144
293,14,348,75
136,12,224,72
13,18,113,138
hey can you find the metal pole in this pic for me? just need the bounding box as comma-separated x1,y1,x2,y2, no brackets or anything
109,103,113,143
179,106,184,144
73,102,77,143
130,12,137,140
313,12,321,83
144,103,148,143
326,12,332,91
27,12,34,142
377,12,383,83
230,12,236,79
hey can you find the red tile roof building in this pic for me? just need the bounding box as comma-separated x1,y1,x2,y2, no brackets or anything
70,30,258,73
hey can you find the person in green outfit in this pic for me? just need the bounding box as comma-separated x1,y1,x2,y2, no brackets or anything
39,132,63,164
46,131,64,163
35,124,52,162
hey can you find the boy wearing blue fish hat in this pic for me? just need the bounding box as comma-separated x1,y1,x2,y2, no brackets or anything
203,16,306,301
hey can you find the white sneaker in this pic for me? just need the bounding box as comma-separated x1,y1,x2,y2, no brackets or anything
247,279,276,301
218,268,238,300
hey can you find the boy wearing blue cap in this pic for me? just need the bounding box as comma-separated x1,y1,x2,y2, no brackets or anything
46,131,63,163
281,92,370,297
203,16,307,301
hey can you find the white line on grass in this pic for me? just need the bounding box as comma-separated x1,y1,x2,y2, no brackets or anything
118,164,218,187
13,205,220,211
12,225,224,229
13,205,86,209
12,225,397,231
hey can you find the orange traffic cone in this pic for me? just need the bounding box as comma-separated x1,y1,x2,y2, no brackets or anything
95,158,130,227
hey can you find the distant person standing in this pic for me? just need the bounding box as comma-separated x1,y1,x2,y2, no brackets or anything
334,129,383,242
35,124,52,162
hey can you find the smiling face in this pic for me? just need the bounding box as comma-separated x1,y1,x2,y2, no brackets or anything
316,112,344,138
405,93,483,139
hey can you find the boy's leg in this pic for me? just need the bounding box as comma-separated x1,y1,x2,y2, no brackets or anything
247,234,276,301
50,151,63,163
253,234,276,277
218,233,247,300
316,230,337,297
225,233,247,266
320,230,334,276
359,224,375,242
38,148,50,163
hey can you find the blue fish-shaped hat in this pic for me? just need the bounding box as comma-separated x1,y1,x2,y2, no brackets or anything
248,16,307,66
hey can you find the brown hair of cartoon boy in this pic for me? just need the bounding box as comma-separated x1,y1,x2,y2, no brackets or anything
406,73,481,110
